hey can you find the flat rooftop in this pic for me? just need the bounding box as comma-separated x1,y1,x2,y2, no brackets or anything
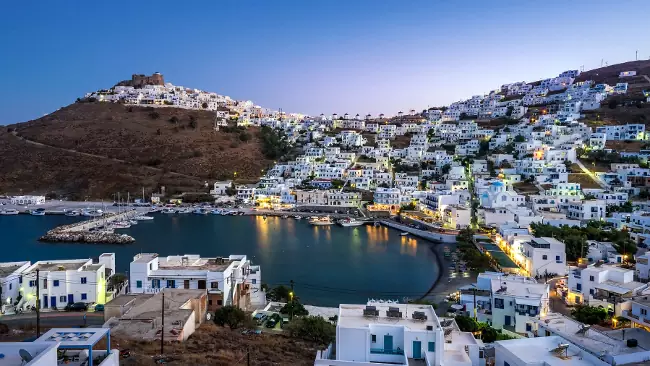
490,275,548,299
0,342,58,366
338,303,439,331
28,260,89,272
496,336,598,366
157,255,237,272
536,313,650,356
0,263,27,278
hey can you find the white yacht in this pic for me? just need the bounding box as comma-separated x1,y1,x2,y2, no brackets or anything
65,210,80,217
176,208,192,214
0,209,19,215
134,215,154,221
82,209,103,217
338,218,364,227
308,216,334,226
193,208,209,215
161,208,176,214
110,221,131,229
30,208,46,216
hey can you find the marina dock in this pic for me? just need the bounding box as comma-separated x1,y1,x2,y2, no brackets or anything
39,210,138,244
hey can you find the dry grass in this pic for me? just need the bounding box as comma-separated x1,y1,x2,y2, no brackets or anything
605,140,646,152
1,103,276,198
512,182,539,194
578,159,611,173
568,173,602,189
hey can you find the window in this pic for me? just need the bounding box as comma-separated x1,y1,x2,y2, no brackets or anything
136,280,142,288
371,334,377,343
81,293,87,300
53,280,59,287
542,255,548,260
505,361,510,366
29,280,35,287
428,341,435,352
43,279,47,289
211,282,219,289
60,296,66,303
18,275,22,284
9,284,12,290
167,280,175,288
81,277,87,284
642,308,648,316
252,279,257,284
494,298,504,309
152,279,160,288
589,289,594,295
217,299,223,305
577,283,582,291
589,276,594,282
149,263,152,271
209,299,212,306
556,255,561,262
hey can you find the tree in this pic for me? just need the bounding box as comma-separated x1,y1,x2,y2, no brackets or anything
281,301,309,316
213,305,248,329
455,315,479,332
286,316,336,344
571,305,607,325
109,273,127,289
514,135,526,143
149,111,160,119
505,106,514,117
267,285,291,302
608,99,618,109
189,115,197,129
441,164,451,175
400,202,416,211
239,132,251,142
169,116,179,124
202,102,209,109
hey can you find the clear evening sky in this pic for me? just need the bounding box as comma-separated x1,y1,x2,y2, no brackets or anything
1,0,649,124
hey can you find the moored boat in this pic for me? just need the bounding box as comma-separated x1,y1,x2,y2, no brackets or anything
135,215,154,221
161,208,176,214
400,232,409,236
0,209,19,215
30,208,46,216
294,215,302,220
110,221,131,229
82,209,103,217
65,210,80,217
309,216,334,226
338,218,364,227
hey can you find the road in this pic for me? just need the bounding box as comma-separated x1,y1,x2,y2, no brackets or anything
0,312,105,328
546,278,572,316
574,159,610,190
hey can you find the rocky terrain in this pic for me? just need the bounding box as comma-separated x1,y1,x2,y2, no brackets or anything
0,103,275,199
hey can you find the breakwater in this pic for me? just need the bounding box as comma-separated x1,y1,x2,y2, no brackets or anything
39,210,137,244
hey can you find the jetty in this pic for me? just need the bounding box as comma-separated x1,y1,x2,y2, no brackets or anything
39,210,138,244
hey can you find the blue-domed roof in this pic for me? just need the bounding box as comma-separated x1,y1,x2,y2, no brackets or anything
491,181,505,187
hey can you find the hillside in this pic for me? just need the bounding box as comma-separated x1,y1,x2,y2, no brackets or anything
0,103,275,199
575,60,650,85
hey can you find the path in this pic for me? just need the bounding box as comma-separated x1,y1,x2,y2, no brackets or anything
9,131,203,182
575,159,610,190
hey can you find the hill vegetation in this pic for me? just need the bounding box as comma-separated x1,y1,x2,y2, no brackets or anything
0,102,277,199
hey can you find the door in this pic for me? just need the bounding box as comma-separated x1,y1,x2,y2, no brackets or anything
43,296,48,309
184,280,190,289
68,294,74,304
505,315,511,326
384,335,393,352
50,296,56,308
198,280,206,289
413,341,422,359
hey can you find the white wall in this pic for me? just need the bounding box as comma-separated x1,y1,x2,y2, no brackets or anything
337,327,369,362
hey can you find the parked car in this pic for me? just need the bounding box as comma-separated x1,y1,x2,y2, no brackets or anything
65,302,88,311
94,304,105,312
254,313,268,325
266,314,282,328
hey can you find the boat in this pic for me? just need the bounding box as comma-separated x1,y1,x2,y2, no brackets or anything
282,215,289,219
129,220,138,225
148,206,161,214
193,208,209,215
135,215,154,221
65,210,80,217
338,218,364,227
211,209,222,215
309,216,334,226
400,232,409,236
30,208,46,216
82,209,103,217
294,215,302,220
110,221,131,229
0,209,19,215
374,222,381,227
177,208,192,214
161,208,176,214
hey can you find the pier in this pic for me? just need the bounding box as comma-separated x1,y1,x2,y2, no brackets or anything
39,210,138,244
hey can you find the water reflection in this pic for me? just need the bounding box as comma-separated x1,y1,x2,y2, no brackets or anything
255,215,270,248
399,236,418,257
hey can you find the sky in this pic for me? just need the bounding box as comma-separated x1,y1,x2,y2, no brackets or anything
1,0,650,124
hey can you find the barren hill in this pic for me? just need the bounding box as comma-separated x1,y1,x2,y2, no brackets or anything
575,60,650,85
0,103,275,199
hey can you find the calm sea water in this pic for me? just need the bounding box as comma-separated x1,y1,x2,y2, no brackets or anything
0,214,439,306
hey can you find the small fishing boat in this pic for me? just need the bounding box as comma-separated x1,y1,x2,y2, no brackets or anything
294,215,302,220
135,215,154,221
338,218,364,227
400,232,409,236
0,209,19,215
129,220,138,225
193,208,209,215
282,215,289,219
30,208,46,216
65,210,80,217
110,221,131,229
161,208,176,214
309,216,334,226
82,209,103,217
374,222,381,227
211,209,222,215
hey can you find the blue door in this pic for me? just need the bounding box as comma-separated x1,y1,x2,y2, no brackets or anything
505,315,511,326
43,296,48,308
413,341,422,359
384,335,393,352
68,294,74,304
50,296,56,308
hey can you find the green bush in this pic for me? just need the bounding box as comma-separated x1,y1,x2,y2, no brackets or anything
213,305,249,329
287,316,335,344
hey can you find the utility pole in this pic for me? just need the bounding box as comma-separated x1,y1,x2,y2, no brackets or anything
290,280,295,321
36,269,40,337
160,291,165,356
247,347,251,366
473,287,477,320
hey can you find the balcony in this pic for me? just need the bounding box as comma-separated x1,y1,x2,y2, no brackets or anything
370,348,405,355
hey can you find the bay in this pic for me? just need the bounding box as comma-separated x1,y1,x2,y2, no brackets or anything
0,214,439,306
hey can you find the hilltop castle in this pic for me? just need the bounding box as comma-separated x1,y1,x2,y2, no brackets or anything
116,72,164,88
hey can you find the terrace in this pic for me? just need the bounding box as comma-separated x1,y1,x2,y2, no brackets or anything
34,328,117,366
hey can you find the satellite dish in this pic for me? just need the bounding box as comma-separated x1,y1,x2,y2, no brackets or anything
206,312,212,321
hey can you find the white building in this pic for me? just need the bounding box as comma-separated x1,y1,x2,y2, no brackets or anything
566,200,606,221
566,263,645,310
19,253,116,310
129,253,264,311
518,237,567,277
495,335,609,366
314,303,445,365
210,180,233,196
0,261,31,309
10,195,45,205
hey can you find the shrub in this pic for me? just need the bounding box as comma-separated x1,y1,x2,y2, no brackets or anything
149,111,160,119
192,150,203,157
189,115,197,129
286,316,335,345
213,305,248,329
169,116,179,124
239,132,251,142
571,305,608,325
229,141,239,148
127,107,133,112
280,301,309,316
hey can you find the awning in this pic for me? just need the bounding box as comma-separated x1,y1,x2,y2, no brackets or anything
595,283,631,295
515,298,541,306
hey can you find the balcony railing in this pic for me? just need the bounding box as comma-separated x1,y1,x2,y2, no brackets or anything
370,348,405,355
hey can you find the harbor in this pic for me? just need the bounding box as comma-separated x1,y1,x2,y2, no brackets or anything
39,209,139,244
